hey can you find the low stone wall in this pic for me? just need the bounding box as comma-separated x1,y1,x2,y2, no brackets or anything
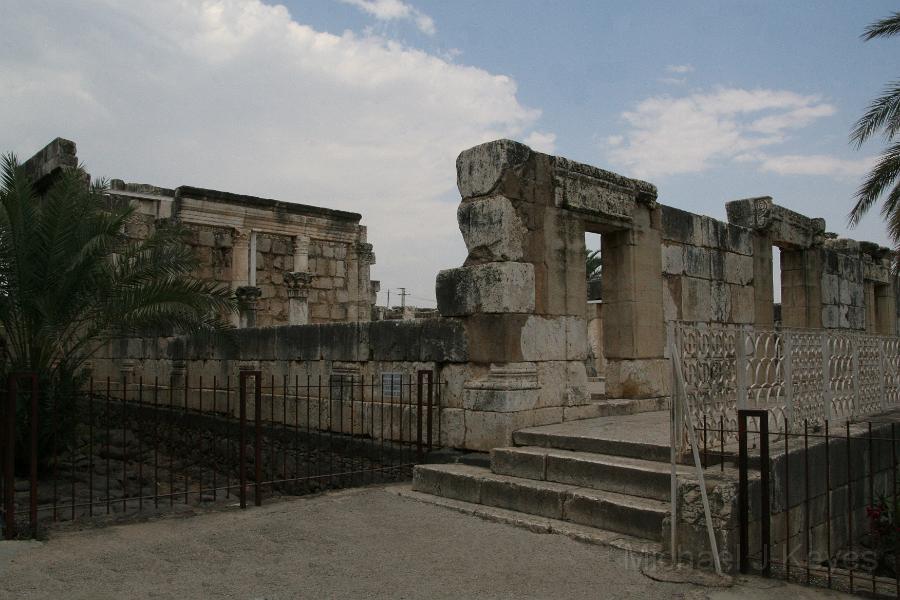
668,420,899,574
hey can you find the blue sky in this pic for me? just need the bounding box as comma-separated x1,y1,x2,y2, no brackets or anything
3,1,898,306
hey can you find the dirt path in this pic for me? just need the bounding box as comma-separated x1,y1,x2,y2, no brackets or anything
0,486,852,600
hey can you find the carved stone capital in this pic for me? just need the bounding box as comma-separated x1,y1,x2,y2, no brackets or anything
235,285,262,303
232,227,251,247
283,271,313,298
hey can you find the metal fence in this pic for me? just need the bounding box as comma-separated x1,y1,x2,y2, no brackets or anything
671,322,900,448
719,410,900,598
1,369,442,538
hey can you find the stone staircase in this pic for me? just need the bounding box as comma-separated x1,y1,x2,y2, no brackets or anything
412,411,685,545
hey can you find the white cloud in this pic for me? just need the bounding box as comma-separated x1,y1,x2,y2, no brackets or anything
2,0,545,306
605,87,840,179
758,154,875,179
666,64,694,74
524,131,557,154
340,0,436,35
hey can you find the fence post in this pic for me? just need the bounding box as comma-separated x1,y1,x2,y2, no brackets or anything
239,373,247,509
738,408,770,576
253,373,262,508
416,371,424,463
27,374,37,538
3,377,16,539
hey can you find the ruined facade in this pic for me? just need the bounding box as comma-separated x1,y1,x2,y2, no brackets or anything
75,137,900,451
23,138,378,327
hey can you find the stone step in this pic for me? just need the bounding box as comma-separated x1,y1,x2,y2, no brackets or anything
512,411,671,463
590,397,670,416
412,463,667,541
491,446,686,501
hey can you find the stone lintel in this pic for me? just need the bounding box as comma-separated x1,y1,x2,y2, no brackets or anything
725,196,825,249
551,155,655,222
455,138,655,225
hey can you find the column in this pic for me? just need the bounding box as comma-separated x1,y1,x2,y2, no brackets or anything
284,271,312,325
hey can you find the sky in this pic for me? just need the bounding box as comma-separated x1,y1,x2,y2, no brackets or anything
3,0,898,307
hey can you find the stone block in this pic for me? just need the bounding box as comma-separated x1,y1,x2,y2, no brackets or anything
440,408,466,448
491,447,546,480
728,284,754,324
456,139,532,199
436,262,535,316
479,474,568,519
822,305,841,329
520,315,567,361
662,243,684,275
723,253,752,285
458,195,527,262
684,246,711,279
605,358,672,399
726,225,753,256
681,277,711,322
663,276,681,321
701,216,728,249
463,409,535,451
418,318,468,362
660,206,700,245
710,280,730,322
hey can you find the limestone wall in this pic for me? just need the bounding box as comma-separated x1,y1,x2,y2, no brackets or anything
660,206,754,325
23,138,378,328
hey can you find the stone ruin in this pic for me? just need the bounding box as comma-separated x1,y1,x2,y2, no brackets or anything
22,136,900,452
22,138,379,328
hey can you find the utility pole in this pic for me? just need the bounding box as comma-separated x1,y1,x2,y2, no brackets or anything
386,289,390,308
397,287,408,309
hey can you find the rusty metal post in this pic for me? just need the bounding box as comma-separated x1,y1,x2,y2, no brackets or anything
239,373,248,509
27,374,38,538
738,409,770,576
3,377,16,539
253,373,262,507
416,372,424,463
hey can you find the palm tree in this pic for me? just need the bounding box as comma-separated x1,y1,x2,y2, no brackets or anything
0,154,236,459
850,11,900,257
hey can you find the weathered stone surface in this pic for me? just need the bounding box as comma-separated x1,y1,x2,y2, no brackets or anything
660,206,700,245
458,195,527,263
436,262,535,316
456,139,532,199
683,246,710,279
661,244,684,275
605,358,672,399
552,156,651,221
464,363,540,412
723,252,752,285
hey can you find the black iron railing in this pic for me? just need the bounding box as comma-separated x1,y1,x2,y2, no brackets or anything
0,369,442,538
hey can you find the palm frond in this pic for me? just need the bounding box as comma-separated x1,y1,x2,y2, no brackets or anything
863,12,900,40
850,141,900,227
850,81,900,147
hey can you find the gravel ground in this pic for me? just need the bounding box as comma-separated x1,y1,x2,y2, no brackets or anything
0,485,853,600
